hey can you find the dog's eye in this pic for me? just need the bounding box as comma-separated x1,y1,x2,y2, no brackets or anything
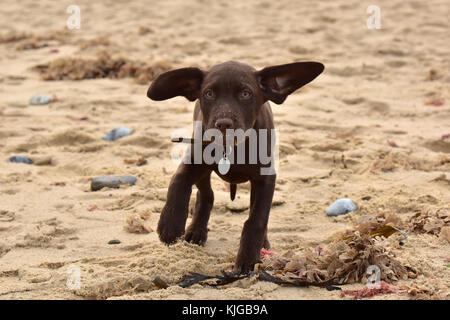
203,89,215,100
239,89,252,100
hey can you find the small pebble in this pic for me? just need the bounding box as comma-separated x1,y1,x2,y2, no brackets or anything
30,156,52,166
326,198,357,216
153,276,169,289
326,285,342,291
361,196,371,201
108,239,121,245
103,126,132,141
9,156,32,164
29,95,52,105
91,175,137,191
386,140,398,148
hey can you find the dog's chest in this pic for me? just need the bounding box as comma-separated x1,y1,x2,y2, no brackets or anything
213,163,259,184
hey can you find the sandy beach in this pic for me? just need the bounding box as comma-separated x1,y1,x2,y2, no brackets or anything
0,0,449,299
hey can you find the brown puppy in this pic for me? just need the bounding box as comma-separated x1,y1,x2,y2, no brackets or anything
147,61,324,274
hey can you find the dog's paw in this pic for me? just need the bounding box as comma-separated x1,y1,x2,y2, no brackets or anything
263,237,270,250
233,254,260,275
184,227,208,246
232,260,256,275
157,221,184,245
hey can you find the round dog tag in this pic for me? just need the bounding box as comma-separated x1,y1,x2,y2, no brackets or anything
218,157,230,175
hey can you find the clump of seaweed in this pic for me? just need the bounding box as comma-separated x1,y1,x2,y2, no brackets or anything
260,229,410,285
371,151,431,172
403,277,450,300
178,213,414,292
0,30,72,50
257,211,415,287
408,209,449,235
33,52,172,84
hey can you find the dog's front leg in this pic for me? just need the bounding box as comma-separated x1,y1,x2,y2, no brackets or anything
234,174,276,274
158,162,209,244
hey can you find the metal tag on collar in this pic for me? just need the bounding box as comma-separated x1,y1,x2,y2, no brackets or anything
218,146,232,175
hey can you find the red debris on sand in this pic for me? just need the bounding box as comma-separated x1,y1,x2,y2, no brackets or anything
50,95,60,103
340,281,395,299
260,248,275,258
49,48,59,53
87,204,101,211
442,134,450,140
79,116,89,121
387,140,398,148
316,245,323,256
425,98,444,106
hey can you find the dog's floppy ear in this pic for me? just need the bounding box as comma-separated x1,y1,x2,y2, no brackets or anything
147,67,204,101
256,62,324,104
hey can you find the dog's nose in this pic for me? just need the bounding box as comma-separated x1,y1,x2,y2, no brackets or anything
215,118,234,131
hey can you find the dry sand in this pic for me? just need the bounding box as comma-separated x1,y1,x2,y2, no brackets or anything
0,0,449,299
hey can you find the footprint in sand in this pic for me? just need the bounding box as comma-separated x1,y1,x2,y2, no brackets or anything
376,48,406,57
363,100,390,115
0,210,15,222
423,139,450,154
15,218,76,249
218,37,251,46
386,60,407,68
118,135,170,149
310,142,348,152
48,129,96,146
279,143,297,158
0,243,11,258
342,97,366,105
288,46,310,55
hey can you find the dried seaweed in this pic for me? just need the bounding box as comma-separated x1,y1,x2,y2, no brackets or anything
257,270,340,289
0,30,72,50
177,270,340,290
177,270,248,288
408,209,449,235
259,213,413,286
178,212,417,292
0,31,29,43
371,151,431,172
33,52,172,84
403,278,450,300
356,212,403,234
